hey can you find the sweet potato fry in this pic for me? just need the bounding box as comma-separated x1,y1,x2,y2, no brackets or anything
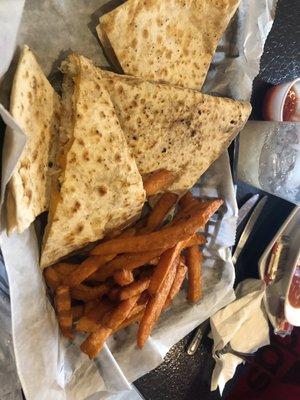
86,300,114,318
76,317,100,333
105,250,162,271
115,309,144,332
128,303,147,318
53,263,80,276
180,254,186,264
116,292,149,331
117,276,151,301
163,298,172,310
173,203,203,225
76,300,114,333
186,234,206,247
72,305,84,321
71,283,110,301
84,299,100,314
89,249,163,282
101,295,139,330
113,269,134,286
148,241,186,295
44,267,61,291
137,290,150,305
62,254,115,287
143,169,175,197
148,257,159,265
171,204,196,224
186,245,203,303
108,287,120,301
91,199,223,256
178,191,199,209
145,192,178,232
90,226,184,256
167,262,188,303
104,227,136,240
55,286,73,340
81,326,112,358
137,261,177,348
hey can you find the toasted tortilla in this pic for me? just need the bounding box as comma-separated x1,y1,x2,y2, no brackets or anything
40,55,145,268
99,70,251,192
6,45,60,234
98,0,240,89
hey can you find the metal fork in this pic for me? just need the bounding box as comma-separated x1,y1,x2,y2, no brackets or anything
215,342,256,360
215,343,274,378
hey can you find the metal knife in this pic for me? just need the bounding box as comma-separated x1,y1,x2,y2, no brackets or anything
232,195,268,264
237,194,260,227
187,320,210,355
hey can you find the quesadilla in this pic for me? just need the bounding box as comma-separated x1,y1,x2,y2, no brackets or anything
98,0,240,89
6,45,60,234
99,70,251,192
40,55,145,268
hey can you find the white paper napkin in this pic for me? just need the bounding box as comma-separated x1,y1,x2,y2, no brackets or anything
210,279,270,394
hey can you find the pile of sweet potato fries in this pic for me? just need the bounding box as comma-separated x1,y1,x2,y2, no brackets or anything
44,170,223,359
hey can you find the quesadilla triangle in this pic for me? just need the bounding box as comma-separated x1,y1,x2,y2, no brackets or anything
40,54,145,268
99,70,251,192
98,0,240,90
6,45,60,235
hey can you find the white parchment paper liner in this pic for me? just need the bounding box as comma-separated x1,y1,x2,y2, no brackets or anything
0,0,277,399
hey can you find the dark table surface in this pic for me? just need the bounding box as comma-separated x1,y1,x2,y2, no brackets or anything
134,0,300,398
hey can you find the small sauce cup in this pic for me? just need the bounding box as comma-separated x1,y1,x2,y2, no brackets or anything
263,78,300,122
285,257,300,327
